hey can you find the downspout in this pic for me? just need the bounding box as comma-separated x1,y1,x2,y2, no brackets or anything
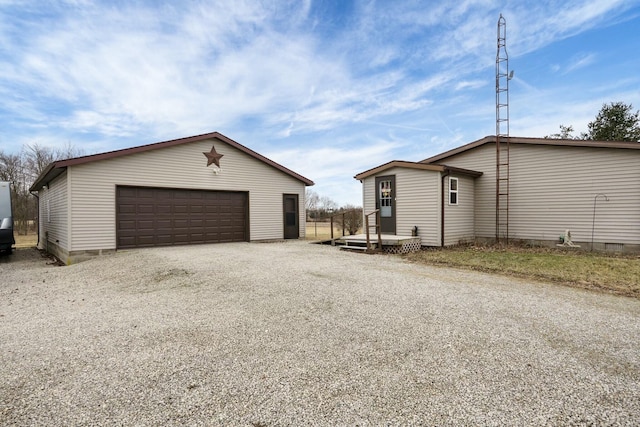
441,170,450,247
29,190,40,248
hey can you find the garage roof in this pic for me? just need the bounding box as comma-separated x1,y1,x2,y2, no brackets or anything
30,132,314,191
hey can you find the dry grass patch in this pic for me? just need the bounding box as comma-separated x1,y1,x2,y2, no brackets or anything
305,221,361,241
405,245,640,298
14,233,37,248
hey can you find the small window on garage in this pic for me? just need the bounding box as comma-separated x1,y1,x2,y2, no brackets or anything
449,177,458,205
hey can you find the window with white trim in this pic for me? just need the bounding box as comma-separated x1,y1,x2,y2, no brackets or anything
449,177,458,205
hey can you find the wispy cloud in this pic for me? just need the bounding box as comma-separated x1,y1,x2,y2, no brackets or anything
563,52,597,74
0,0,638,205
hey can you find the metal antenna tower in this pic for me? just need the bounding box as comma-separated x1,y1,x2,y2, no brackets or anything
495,13,512,244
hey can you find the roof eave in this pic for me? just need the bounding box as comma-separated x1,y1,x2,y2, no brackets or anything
354,160,447,180
29,163,63,192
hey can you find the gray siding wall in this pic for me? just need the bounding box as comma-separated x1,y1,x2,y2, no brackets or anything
39,171,69,251
444,174,475,246
362,167,441,246
440,143,640,245
67,138,306,251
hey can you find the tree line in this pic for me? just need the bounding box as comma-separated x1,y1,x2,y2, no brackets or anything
0,143,83,235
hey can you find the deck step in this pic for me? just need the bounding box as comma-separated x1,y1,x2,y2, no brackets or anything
340,245,369,251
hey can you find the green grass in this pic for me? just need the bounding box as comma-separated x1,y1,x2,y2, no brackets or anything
405,245,640,298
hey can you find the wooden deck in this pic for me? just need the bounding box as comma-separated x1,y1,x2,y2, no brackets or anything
336,234,422,254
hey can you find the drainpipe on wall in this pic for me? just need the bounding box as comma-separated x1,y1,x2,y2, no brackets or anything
29,190,40,248
441,170,450,247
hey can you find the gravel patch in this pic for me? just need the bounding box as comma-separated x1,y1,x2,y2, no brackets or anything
1,241,639,426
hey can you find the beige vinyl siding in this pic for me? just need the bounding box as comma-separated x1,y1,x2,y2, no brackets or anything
508,145,639,244
440,143,640,245
444,174,475,245
362,167,441,246
362,176,376,217
67,138,306,251
362,175,380,237
435,143,496,238
41,171,69,250
395,167,440,246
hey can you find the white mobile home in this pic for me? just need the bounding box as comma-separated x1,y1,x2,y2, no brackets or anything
355,136,640,252
30,132,314,264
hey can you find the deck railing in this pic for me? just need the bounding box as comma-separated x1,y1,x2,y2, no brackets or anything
364,209,382,252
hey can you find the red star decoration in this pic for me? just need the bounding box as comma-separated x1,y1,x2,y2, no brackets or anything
203,145,223,167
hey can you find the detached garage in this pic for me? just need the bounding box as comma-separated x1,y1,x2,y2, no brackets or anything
30,132,314,264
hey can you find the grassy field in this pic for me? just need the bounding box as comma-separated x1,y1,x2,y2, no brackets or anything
406,245,640,298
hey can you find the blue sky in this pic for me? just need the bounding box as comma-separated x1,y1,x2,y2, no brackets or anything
1,0,639,205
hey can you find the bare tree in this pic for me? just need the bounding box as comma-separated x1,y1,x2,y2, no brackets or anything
305,189,320,219
0,152,22,182
544,125,586,140
319,195,338,217
0,143,84,236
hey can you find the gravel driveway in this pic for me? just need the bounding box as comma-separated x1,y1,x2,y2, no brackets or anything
1,241,639,426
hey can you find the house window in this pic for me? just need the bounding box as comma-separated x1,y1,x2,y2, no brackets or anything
379,180,392,217
449,177,458,205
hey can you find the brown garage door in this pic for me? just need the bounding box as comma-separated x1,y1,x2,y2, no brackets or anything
116,186,248,249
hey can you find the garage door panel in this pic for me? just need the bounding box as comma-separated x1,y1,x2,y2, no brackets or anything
138,204,155,214
137,189,156,198
157,204,172,214
174,205,188,214
174,234,190,243
118,187,137,198
174,219,189,228
119,204,136,214
117,186,247,249
156,219,172,228
119,236,136,247
137,235,156,245
118,220,136,230
157,235,172,245
137,220,155,230
190,233,205,241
